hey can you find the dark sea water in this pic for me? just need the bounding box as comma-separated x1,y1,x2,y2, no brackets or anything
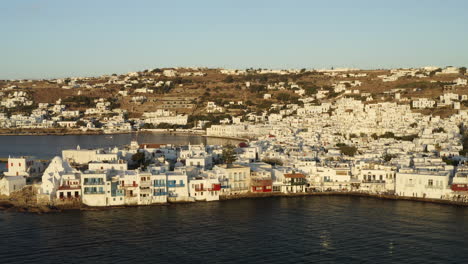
0,133,239,160
1,196,467,264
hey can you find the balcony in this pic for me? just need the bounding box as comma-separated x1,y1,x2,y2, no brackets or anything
121,183,138,188
210,184,221,191
167,183,185,188
154,192,167,196
58,185,81,190
84,191,105,195
291,181,307,186
140,181,151,188
111,192,124,197
140,188,152,193
362,180,386,184
59,195,80,200
425,185,443,189
153,183,166,187
83,181,105,186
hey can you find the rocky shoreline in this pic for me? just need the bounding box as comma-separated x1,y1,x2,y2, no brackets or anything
1,191,467,214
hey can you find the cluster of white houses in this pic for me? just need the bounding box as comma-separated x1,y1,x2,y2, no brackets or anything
2,130,468,205
2,66,466,133
1,66,468,206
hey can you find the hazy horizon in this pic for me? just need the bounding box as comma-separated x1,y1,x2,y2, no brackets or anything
1,0,467,79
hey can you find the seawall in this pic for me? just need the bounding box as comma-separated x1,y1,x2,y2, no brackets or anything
2,191,468,214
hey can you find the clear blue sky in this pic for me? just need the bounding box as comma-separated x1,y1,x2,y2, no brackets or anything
1,0,467,79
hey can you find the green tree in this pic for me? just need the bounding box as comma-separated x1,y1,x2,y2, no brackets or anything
141,123,155,129
131,152,147,168
262,158,283,166
76,120,86,127
383,154,396,162
222,144,237,165
460,67,467,75
336,143,358,157
224,76,234,83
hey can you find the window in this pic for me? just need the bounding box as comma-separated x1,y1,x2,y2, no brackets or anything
428,179,433,186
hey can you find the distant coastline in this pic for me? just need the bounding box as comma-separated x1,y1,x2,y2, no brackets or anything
0,129,247,142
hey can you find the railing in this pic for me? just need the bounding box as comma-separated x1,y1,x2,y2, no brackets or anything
83,181,105,185
424,185,443,189
153,183,166,187
59,196,80,200
58,185,81,190
291,181,307,186
122,184,138,187
362,180,386,183
140,182,151,187
194,187,219,192
168,193,178,197
154,192,167,196
210,184,221,191
84,191,105,194
167,183,185,188
230,187,249,191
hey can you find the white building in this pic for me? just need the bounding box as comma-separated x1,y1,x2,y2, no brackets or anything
412,98,436,109
40,156,79,200
189,177,221,201
62,146,119,164
395,169,451,199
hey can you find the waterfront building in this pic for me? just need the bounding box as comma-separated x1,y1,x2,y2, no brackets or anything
40,156,80,201
167,168,191,202
0,175,25,196
56,177,81,201
272,168,307,193
150,172,168,204
354,163,396,193
395,169,451,199
213,164,251,194
3,156,46,178
81,172,108,206
188,177,221,201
